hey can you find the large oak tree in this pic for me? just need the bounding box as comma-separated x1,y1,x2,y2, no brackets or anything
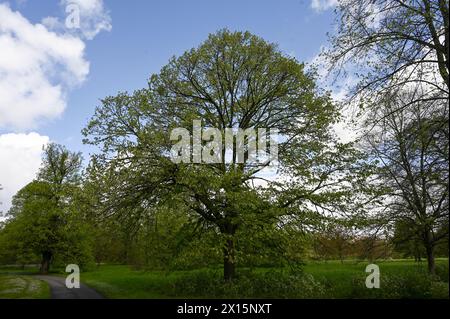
83,30,361,280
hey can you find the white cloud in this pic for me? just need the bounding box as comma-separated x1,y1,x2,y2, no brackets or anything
311,0,338,12
0,3,89,130
0,2,111,217
0,132,49,215
0,1,111,131
66,0,112,40
308,46,358,102
307,48,360,143
43,0,112,40
0,2,111,216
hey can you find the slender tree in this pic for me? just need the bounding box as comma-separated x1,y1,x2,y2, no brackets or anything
3,143,84,273
364,89,449,274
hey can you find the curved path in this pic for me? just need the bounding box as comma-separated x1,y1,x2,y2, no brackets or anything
35,275,104,299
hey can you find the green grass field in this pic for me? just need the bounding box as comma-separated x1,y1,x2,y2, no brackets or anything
78,259,449,299
0,259,448,299
304,259,449,298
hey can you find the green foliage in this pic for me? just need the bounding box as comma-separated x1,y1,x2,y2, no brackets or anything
0,2,446,301
81,29,367,279
0,181,94,270
51,215,95,271
306,259,449,298
127,207,196,269
169,269,325,298
0,143,93,272
349,272,446,299
392,220,425,260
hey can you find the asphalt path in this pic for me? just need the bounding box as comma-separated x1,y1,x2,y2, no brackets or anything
35,275,104,299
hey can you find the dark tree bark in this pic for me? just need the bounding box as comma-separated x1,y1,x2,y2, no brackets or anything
425,246,436,275
424,230,436,275
221,221,237,281
223,238,235,281
40,251,52,274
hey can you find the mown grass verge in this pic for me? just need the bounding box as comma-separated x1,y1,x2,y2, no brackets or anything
0,274,50,299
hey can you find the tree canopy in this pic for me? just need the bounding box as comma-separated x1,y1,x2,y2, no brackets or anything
82,30,363,280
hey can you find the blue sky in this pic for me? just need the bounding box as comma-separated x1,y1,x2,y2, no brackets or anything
0,0,338,211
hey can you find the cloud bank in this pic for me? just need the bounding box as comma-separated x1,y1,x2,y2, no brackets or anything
0,1,111,214
0,3,89,130
0,1,111,130
0,132,49,214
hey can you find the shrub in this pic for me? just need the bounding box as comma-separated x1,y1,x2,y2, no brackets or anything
169,268,325,298
348,271,447,299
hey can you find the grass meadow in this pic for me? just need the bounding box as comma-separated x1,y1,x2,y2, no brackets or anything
0,259,448,299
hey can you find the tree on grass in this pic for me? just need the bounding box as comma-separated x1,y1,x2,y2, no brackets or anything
83,30,364,280
364,90,449,274
1,143,92,273
324,0,449,275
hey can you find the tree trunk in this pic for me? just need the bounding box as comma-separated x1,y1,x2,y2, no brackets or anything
223,238,235,281
40,251,52,274
221,220,236,281
425,244,436,275
423,229,436,275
